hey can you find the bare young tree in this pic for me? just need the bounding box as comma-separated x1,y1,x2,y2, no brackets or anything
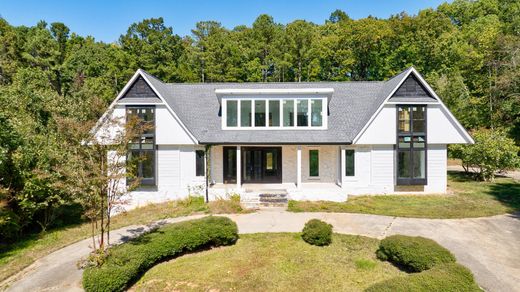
55,108,149,252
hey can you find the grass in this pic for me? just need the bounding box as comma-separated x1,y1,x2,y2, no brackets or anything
0,196,247,284
132,233,404,291
288,171,520,219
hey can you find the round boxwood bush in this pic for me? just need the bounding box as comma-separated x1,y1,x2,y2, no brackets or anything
366,263,480,292
83,216,238,292
376,235,456,272
301,219,332,246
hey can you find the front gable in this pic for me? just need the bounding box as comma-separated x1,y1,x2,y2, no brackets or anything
120,76,159,99
354,68,473,145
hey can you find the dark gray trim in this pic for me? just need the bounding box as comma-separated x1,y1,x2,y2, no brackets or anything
395,105,428,186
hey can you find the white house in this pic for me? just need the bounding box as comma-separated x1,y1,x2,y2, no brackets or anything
94,67,473,207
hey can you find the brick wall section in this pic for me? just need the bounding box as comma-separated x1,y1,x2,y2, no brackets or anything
301,145,338,183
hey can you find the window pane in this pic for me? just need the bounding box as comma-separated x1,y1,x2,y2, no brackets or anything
398,136,411,148
311,99,323,127
297,99,309,127
398,107,410,132
309,150,319,177
141,151,154,179
196,150,205,176
226,100,238,127
142,108,154,122
283,100,294,127
412,136,425,148
413,150,426,179
240,100,252,127
345,150,355,176
269,100,280,127
254,100,266,127
398,151,411,178
266,152,273,170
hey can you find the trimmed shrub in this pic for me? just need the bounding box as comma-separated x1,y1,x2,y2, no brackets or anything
366,263,481,292
83,216,238,292
376,235,456,272
301,219,332,246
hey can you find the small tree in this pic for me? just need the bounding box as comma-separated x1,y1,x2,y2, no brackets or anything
450,129,519,181
56,110,147,251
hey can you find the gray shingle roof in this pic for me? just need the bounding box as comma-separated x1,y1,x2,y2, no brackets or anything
138,68,412,144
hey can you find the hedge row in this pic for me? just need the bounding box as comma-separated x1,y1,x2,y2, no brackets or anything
376,235,456,272
366,263,481,292
83,216,238,292
301,219,333,246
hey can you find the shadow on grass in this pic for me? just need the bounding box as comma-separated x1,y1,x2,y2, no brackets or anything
487,182,520,214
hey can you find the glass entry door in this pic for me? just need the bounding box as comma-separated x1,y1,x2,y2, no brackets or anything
242,147,282,183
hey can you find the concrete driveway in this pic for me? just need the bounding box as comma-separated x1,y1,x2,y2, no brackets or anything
2,210,519,292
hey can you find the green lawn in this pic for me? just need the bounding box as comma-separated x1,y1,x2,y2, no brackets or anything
0,196,244,284
133,233,404,291
288,171,520,219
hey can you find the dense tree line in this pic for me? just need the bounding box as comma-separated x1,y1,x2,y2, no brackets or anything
1,0,519,241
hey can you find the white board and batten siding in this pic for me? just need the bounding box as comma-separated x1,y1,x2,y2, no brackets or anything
346,103,464,195
124,103,205,208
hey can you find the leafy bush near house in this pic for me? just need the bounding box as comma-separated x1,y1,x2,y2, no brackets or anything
365,263,480,292
376,235,455,272
450,128,520,181
301,219,332,246
82,216,238,292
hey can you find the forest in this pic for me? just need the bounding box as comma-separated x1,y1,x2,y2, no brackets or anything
0,0,519,241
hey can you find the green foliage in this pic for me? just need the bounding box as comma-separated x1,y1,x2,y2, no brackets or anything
301,219,333,246
376,235,456,272
366,263,480,292
82,216,238,292
451,129,520,181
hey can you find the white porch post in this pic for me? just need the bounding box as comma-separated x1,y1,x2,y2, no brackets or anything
296,145,302,188
236,146,241,189
340,146,345,188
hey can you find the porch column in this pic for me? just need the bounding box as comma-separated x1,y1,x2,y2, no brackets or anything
236,146,241,189
296,145,302,188
340,146,345,187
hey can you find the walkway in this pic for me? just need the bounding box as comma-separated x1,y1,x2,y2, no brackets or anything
2,210,519,292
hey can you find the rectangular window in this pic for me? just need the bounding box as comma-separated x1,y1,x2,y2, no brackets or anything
240,100,252,127
269,100,280,127
226,100,238,127
254,100,266,127
297,99,309,127
309,150,319,177
345,149,355,176
397,105,427,185
311,99,323,127
283,100,294,127
127,106,156,186
195,150,205,177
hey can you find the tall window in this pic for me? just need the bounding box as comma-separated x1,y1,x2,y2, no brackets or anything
345,149,355,176
254,100,266,127
311,99,323,127
297,99,309,126
397,106,426,185
283,100,294,127
127,106,155,186
269,100,280,127
309,150,319,177
195,150,205,177
240,100,252,127
226,100,238,127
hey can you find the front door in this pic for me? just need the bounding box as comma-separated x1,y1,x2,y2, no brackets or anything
242,147,282,183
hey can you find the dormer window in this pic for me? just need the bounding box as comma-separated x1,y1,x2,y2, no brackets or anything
222,97,327,130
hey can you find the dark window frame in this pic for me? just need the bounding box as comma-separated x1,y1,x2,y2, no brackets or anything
396,105,427,185
345,149,355,177
195,150,205,177
127,105,156,186
309,149,319,177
